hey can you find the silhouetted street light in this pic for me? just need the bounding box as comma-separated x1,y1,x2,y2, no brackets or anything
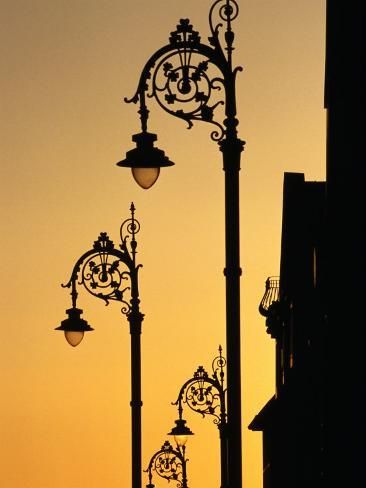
167,418,194,448
146,418,193,488
56,203,145,488
118,1,244,487
120,132,174,189
173,347,228,488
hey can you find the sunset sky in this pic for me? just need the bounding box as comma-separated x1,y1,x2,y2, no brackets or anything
1,1,325,487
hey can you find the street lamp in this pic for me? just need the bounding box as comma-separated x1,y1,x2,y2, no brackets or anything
145,418,193,488
118,132,174,189
55,203,145,488
168,418,194,448
118,2,244,487
173,347,228,488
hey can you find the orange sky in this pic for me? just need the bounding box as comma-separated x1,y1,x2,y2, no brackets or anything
0,1,325,487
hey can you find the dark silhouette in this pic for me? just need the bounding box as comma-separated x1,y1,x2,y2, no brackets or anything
172,347,228,488
56,204,145,488
250,174,326,487
145,440,189,488
119,3,245,488
249,1,365,487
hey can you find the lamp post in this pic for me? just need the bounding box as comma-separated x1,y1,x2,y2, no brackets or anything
173,347,227,488
55,203,144,488
146,418,194,488
118,2,244,487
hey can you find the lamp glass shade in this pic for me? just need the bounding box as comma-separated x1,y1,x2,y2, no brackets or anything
168,419,194,447
55,307,93,347
117,132,174,189
174,434,188,447
132,167,160,189
65,330,84,347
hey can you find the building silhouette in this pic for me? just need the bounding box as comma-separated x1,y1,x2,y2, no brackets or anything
249,2,365,487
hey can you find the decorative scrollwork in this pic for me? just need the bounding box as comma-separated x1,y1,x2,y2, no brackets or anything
78,247,131,312
121,218,140,239
209,0,239,34
173,347,227,428
125,0,242,145
120,217,141,246
212,344,226,387
62,205,142,319
145,20,225,140
146,441,185,488
183,366,222,422
120,202,141,250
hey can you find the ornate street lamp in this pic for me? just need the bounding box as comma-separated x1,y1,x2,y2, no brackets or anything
173,347,227,488
56,203,145,488
145,418,193,488
118,2,244,487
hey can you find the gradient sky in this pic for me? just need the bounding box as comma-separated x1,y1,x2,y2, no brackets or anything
1,1,325,487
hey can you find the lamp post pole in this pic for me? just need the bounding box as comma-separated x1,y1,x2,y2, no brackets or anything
55,204,144,488
118,2,244,487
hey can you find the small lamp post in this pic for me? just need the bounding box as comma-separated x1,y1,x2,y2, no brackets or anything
145,420,193,488
118,2,244,487
55,203,145,488
173,347,227,488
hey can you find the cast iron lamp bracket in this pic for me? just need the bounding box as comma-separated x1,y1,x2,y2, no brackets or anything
145,440,188,488
173,346,227,428
61,203,142,317
124,0,242,144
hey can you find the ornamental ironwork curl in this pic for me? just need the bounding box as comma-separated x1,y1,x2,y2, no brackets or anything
62,204,141,316
185,367,222,423
125,0,242,143
148,44,226,141
79,251,131,307
120,202,141,248
173,347,227,427
209,0,239,34
212,344,226,383
145,441,186,488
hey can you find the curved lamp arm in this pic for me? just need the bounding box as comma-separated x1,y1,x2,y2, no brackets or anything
173,347,227,428
125,0,242,143
145,440,188,488
61,203,142,315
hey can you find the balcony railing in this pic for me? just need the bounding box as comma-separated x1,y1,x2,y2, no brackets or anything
259,276,280,317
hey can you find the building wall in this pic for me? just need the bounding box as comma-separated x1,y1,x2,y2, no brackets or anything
249,173,326,488
249,2,365,486
324,2,365,486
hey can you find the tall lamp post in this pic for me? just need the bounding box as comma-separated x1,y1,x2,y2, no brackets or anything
118,1,244,487
173,347,227,488
55,203,144,488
